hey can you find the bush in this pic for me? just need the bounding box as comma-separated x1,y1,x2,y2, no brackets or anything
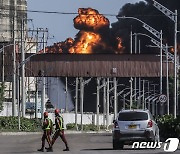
156,114,180,140
66,123,108,131
0,116,42,132
66,123,77,130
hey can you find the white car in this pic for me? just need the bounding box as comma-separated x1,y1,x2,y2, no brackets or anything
112,109,160,149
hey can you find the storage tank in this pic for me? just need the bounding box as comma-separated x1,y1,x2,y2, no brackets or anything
0,0,27,42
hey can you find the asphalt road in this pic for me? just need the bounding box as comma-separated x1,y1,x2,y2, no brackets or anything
0,133,179,154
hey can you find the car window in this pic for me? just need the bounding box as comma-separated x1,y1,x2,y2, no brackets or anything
118,112,148,121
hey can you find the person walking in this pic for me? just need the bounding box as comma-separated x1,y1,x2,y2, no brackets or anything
37,111,53,152
47,109,69,152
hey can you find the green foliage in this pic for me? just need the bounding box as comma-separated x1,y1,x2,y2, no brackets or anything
66,123,106,131
66,123,77,130
0,83,5,112
0,116,42,132
156,114,180,140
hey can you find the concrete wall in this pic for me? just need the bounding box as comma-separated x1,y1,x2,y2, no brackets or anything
0,102,14,116
0,102,114,128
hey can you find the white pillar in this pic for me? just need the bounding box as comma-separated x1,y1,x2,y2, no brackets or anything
96,78,100,130
75,77,79,130
113,77,117,119
106,78,110,129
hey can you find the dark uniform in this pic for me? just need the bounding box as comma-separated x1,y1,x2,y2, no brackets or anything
37,112,52,152
47,109,69,152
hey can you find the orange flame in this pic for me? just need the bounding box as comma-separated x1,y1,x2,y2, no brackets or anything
74,8,109,31
116,37,123,49
42,8,124,54
69,31,102,54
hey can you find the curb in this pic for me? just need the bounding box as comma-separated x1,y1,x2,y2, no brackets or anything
0,132,42,135
0,130,112,136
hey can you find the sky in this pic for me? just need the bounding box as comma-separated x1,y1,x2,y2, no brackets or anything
27,0,142,45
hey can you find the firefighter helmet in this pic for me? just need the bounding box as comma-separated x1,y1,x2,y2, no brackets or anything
44,111,48,117
55,109,60,114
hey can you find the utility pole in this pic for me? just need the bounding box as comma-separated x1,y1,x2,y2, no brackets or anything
138,39,141,54
17,61,20,130
106,78,110,130
129,77,133,110
65,77,68,112
130,28,133,54
35,77,38,118
12,0,17,116
103,78,106,127
174,10,178,118
123,94,126,109
160,30,163,94
75,77,79,130
152,0,178,118
138,39,141,109
41,70,45,119
79,77,91,131
166,44,170,115
35,28,39,119
142,80,145,109
21,19,26,117
41,31,46,119
146,81,150,109
96,77,100,130
2,45,4,83
134,33,137,54
113,77,117,119
80,77,84,131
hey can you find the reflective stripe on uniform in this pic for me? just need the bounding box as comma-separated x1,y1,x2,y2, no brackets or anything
45,118,51,130
57,116,64,130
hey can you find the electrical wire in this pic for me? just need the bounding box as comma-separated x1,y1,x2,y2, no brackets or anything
1,7,179,17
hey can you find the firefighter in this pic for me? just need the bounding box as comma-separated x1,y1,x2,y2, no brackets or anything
47,109,69,152
37,111,53,152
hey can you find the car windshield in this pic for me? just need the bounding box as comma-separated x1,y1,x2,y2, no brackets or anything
118,111,148,121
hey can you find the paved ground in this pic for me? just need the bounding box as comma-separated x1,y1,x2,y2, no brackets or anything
0,132,179,154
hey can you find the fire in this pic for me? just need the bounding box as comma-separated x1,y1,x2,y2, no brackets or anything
69,31,102,54
116,37,123,49
43,8,124,54
69,8,109,54
170,47,174,53
40,37,74,53
74,8,109,31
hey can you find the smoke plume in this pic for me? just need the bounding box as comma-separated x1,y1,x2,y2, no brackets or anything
111,0,180,54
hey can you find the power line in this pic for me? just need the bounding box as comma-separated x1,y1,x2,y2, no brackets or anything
0,7,117,17
1,7,179,17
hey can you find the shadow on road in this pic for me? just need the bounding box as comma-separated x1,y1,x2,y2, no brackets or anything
10,151,37,154
82,148,113,151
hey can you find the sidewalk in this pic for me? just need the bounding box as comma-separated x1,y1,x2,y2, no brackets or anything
0,130,112,135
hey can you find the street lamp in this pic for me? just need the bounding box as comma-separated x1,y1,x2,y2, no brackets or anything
79,77,91,131
129,77,133,110
117,16,163,95
146,95,160,115
152,0,178,118
116,16,161,39
17,52,44,130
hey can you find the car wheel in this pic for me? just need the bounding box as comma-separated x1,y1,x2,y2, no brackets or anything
113,140,124,150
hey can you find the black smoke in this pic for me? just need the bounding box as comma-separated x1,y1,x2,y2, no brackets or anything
111,0,180,54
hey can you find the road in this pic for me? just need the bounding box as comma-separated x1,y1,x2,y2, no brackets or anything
0,133,179,154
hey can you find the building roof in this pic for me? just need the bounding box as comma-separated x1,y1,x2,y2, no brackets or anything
23,53,174,77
